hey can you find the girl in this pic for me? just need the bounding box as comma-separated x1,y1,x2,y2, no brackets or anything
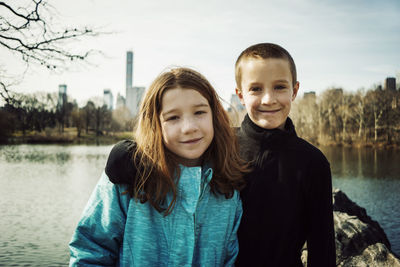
69,67,248,266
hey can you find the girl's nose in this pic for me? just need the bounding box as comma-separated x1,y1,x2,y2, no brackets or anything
181,118,198,134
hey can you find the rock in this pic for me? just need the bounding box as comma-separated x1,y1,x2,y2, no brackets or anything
332,189,391,251
339,243,400,267
301,189,400,267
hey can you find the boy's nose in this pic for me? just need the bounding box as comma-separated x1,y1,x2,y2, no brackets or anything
261,90,276,104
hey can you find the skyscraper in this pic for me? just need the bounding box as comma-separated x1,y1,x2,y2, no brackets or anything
226,93,246,127
126,51,133,90
229,94,244,112
57,84,67,109
116,93,126,109
103,89,114,110
385,77,396,91
125,50,145,117
126,86,145,117
303,91,316,102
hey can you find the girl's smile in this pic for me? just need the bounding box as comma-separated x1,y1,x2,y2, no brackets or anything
180,137,203,144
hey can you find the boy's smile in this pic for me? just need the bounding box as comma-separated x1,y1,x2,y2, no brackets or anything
236,58,299,130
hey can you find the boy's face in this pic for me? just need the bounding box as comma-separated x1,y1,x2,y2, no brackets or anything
236,58,299,130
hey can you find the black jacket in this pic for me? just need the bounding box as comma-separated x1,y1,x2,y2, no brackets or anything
236,115,336,267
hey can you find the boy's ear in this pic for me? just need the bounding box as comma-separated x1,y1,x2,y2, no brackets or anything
292,81,300,101
235,88,245,105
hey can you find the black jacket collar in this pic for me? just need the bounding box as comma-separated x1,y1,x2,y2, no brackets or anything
240,114,297,150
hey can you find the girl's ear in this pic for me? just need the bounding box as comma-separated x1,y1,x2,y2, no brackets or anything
292,82,300,101
235,88,245,105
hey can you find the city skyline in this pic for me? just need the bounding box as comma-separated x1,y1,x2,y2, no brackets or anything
2,0,399,106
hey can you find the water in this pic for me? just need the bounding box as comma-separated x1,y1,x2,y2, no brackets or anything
320,146,400,257
0,144,399,265
0,144,112,266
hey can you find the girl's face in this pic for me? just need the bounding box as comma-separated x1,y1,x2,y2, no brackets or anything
159,87,214,167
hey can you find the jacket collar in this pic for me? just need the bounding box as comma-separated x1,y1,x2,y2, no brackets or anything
176,165,213,213
177,164,213,185
240,114,297,150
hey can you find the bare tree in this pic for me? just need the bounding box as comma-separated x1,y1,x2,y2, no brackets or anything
71,107,84,137
364,89,386,143
112,106,133,131
0,0,100,102
338,92,358,144
352,89,366,141
83,100,95,134
318,88,344,143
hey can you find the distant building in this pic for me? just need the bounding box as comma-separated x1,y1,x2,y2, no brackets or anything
126,86,145,117
226,94,246,127
385,77,396,91
333,88,343,95
125,50,145,117
126,51,133,90
116,93,126,109
303,91,316,102
103,89,114,110
57,84,67,109
228,94,244,112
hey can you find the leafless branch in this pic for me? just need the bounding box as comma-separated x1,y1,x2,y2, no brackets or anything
0,0,103,101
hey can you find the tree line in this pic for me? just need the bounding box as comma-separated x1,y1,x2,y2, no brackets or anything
0,92,133,140
1,85,399,146
290,86,400,146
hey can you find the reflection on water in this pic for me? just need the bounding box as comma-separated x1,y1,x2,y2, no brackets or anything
0,145,109,164
0,144,399,265
1,145,71,163
0,144,112,266
320,146,400,257
321,146,400,180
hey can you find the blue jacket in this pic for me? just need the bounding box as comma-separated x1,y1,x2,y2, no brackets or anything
69,165,242,266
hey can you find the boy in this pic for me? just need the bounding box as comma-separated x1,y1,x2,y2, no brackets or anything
234,43,336,267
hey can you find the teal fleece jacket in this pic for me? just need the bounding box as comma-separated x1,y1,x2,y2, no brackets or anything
69,165,242,266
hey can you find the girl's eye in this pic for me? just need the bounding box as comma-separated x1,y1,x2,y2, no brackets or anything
195,110,206,115
166,115,179,121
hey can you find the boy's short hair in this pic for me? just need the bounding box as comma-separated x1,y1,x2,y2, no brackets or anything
235,43,297,89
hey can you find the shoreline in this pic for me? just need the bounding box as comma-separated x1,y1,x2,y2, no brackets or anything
0,129,133,145
316,142,400,150
1,136,399,149
1,128,399,149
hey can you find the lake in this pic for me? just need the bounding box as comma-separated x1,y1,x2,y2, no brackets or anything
0,144,399,266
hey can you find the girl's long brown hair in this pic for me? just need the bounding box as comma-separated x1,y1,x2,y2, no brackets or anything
132,67,248,215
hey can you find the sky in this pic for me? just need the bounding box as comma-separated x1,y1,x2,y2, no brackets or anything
2,0,400,106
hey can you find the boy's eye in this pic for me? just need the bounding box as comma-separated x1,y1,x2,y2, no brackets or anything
275,85,287,90
250,86,262,92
